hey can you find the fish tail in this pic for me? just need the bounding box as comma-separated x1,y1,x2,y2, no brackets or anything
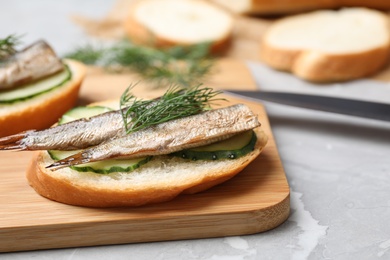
46,151,91,171
0,132,27,150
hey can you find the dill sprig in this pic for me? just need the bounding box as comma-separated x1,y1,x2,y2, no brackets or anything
120,84,224,133
63,43,104,65
0,34,22,60
65,40,214,88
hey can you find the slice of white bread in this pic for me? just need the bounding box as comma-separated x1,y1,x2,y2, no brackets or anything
209,0,390,15
0,59,86,138
123,0,234,53
26,100,268,208
260,8,390,82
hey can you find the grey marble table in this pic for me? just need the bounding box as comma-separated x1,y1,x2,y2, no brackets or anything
1,1,390,259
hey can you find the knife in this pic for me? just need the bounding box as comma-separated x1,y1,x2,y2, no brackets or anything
224,90,390,122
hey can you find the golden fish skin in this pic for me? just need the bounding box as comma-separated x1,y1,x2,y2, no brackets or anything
0,110,125,151
0,40,64,89
48,104,261,170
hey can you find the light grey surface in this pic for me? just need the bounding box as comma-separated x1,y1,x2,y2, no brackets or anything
1,1,390,259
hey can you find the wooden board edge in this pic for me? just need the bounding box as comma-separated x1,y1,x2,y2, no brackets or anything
1,193,289,253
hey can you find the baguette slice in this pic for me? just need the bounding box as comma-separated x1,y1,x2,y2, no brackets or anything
260,8,390,82
0,59,86,137
123,0,234,53
210,0,335,15
26,100,268,208
210,0,390,15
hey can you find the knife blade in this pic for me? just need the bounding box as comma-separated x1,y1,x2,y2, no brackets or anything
224,90,390,122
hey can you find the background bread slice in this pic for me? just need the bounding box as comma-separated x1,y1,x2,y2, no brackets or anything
0,59,86,138
123,0,234,53
260,8,390,82
26,100,268,208
209,0,390,15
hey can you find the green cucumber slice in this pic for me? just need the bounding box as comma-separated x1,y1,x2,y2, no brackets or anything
59,105,113,124
0,64,72,104
48,106,151,174
48,150,152,174
172,130,257,161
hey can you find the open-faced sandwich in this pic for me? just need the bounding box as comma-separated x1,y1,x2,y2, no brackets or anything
0,35,86,137
0,86,268,207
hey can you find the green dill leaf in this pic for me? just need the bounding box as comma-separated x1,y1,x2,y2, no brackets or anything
119,84,224,134
0,34,22,60
64,43,105,65
64,40,214,88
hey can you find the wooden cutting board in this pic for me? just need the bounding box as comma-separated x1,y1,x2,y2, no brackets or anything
0,59,290,253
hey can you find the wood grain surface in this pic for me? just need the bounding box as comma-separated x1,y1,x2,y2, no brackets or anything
0,59,290,252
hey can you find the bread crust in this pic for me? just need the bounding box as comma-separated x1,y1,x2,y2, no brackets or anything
260,8,390,82
260,42,390,82
123,0,233,54
0,59,86,137
211,0,390,15
248,0,335,15
293,47,390,82
26,128,268,208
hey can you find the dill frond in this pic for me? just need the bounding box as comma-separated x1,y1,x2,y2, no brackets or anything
0,34,22,60
64,40,214,88
120,84,224,133
64,43,105,65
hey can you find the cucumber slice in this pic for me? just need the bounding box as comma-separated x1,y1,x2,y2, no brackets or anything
48,150,152,174
0,64,71,104
172,130,257,161
48,105,151,174
59,106,113,124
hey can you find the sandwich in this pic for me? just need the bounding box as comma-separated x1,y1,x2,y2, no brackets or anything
0,36,86,137
0,86,268,207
